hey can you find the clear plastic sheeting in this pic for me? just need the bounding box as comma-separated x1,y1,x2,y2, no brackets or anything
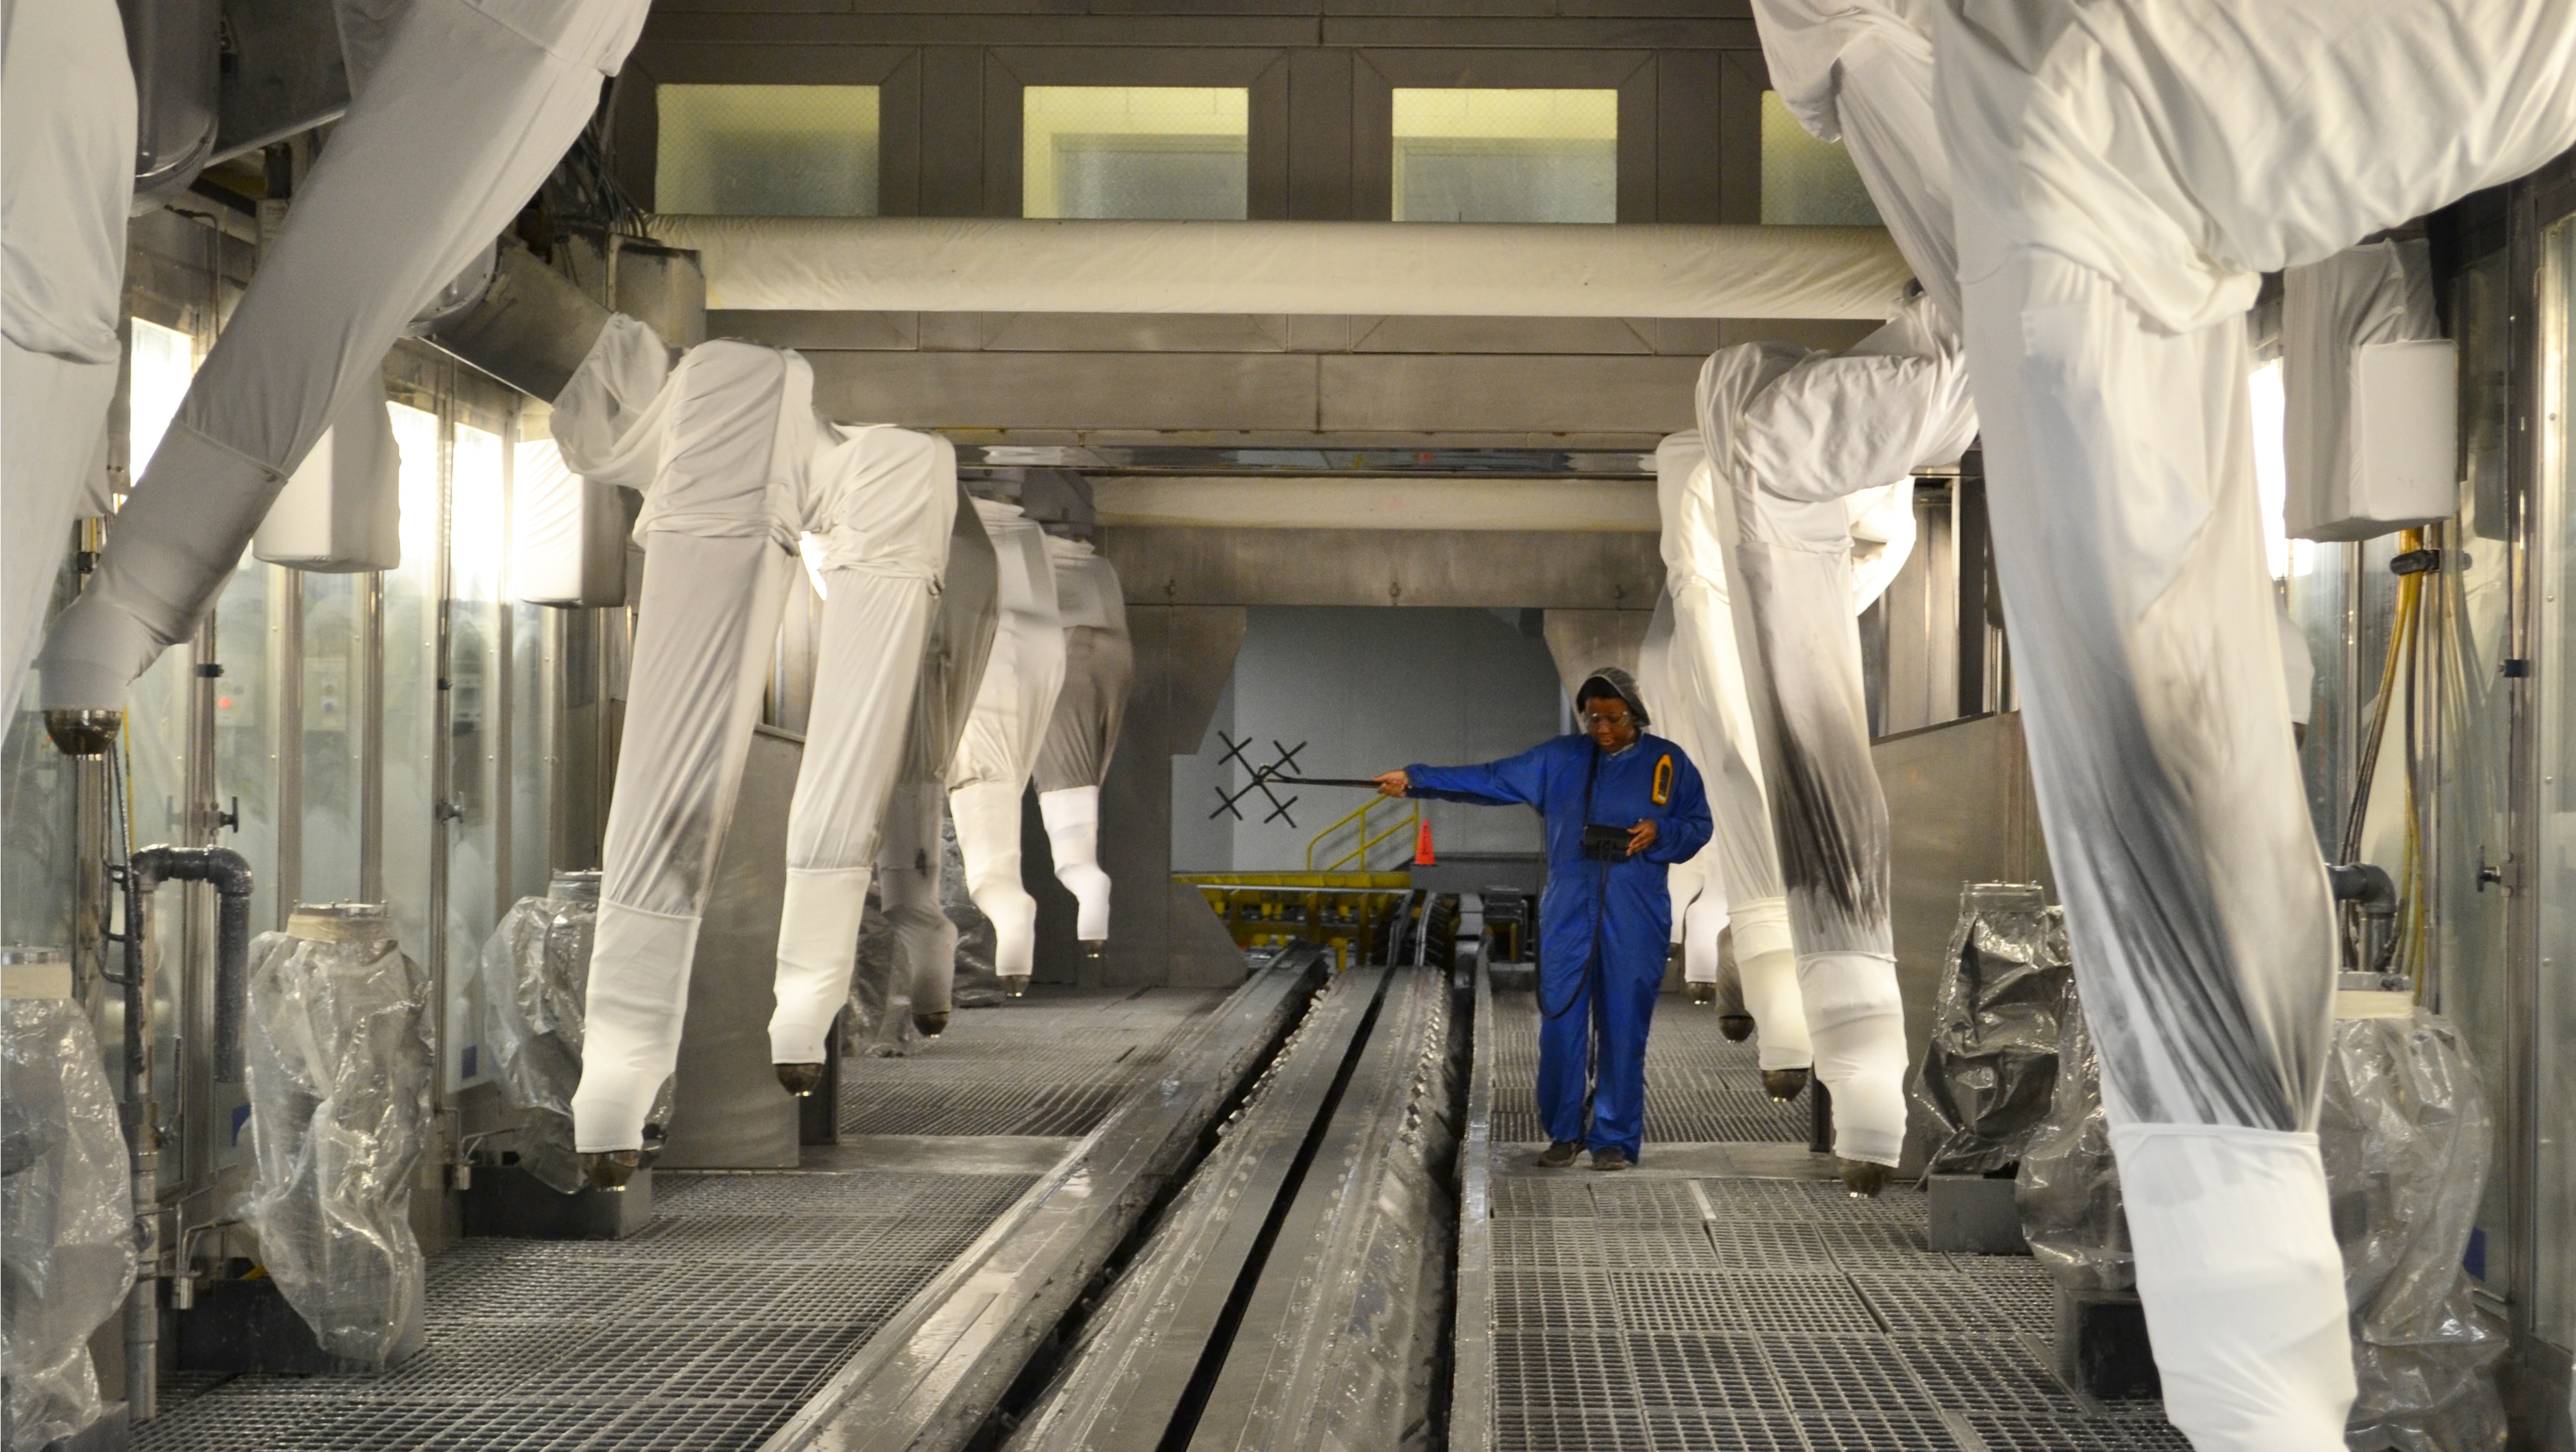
1,998,134,1452
2016,978,2133,1296
2320,1008,2507,1452
239,909,435,1365
1914,883,2072,1175
478,875,672,1193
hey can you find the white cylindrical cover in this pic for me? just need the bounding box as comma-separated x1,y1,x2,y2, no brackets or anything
900,488,1000,785
947,499,1066,791
768,424,956,1065
1,0,132,718
951,778,1036,978
253,389,402,573
36,0,650,710
1796,949,1908,1166
648,215,1916,321
877,780,959,1016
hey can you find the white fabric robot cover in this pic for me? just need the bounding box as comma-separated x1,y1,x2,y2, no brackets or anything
1692,293,1975,1169
1032,536,1133,944
1926,1,2576,1442
37,0,651,712
2,0,133,720
554,335,815,1152
942,500,1068,981
767,424,957,1066
1635,434,1805,1075
877,489,1000,1021
2282,239,2449,540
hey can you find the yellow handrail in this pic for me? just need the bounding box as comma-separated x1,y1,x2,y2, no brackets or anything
1306,796,1418,873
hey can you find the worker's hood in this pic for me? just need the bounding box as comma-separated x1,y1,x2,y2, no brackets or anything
1576,665,1651,729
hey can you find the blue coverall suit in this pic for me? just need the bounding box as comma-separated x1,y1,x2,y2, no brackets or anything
1406,735,1713,1159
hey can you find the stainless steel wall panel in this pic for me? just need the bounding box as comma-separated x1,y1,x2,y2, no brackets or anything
1349,316,1659,355
805,351,1323,433
1101,527,1663,610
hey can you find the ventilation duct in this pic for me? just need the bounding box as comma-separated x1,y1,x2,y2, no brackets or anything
412,238,615,403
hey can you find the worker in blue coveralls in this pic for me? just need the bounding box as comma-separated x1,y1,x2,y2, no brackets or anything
1373,667,1712,1171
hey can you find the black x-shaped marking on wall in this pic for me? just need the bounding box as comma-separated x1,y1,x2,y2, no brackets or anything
1209,733,1312,829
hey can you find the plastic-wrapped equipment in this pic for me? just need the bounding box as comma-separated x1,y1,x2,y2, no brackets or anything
478,874,674,1193
2015,976,2133,1297
943,499,1067,984
1,0,133,720
2320,1007,2507,1452
1692,296,1975,1169
1032,536,1133,945
239,906,435,1365
1914,883,2072,1175
768,424,957,1067
555,335,812,1154
1635,434,1807,1071
37,0,651,712
1,995,135,1452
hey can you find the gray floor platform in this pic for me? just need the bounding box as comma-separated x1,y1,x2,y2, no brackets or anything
133,985,1234,1452
1464,985,2190,1452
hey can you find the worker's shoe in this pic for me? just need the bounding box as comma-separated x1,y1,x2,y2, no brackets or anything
1000,973,1032,999
1590,1147,1633,1173
774,1062,826,1097
1718,1014,1756,1042
1839,1158,1890,1198
582,1150,641,1191
1537,1140,1583,1168
1687,981,1717,1007
913,1011,950,1039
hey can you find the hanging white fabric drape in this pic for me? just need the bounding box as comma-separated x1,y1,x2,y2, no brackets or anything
767,424,956,1066
555,338,815,1154
1032,536,1132,945
1635,434,1809,1073
1924,0,2576,1437
2282,240,2453,539
1,0,133,719
36,0,650,711
942,500,1067,984
880,491,1000,1019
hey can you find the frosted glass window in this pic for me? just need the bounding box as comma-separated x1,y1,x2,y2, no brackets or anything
658,84,879,217
1761,92,1881,226
446,422,506,1091
2246,360,2314,581
1024,87,1248,220
1392,89,1616,225
383,403,441,991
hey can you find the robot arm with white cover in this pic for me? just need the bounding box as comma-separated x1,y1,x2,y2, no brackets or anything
766,426,958,1077
1929,1,2576,1443
37,0,650,714
1695,299,1976,1174
552,331,817,1162
1031,537,1134,951
937,500,1067,1001
2,0,133,722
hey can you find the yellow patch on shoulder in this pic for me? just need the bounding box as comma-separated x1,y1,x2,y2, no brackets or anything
1651,754,1673,806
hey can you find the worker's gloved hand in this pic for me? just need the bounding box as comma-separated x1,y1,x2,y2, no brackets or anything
1628,819,1658,856
1373,770,1411,797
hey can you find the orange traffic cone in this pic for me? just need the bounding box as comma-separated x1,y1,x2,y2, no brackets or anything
1414,818,1436,866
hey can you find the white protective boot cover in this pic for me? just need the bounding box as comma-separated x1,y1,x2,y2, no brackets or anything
768,424,956,1065
1,0,132,717
943,500,1066,980
557,340,814,1151
2114,1124,2355,1450
38,0,649,710
1032,536,1132,943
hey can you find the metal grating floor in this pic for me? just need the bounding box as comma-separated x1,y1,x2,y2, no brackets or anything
136,987,1227,1451
1481,991,2189,1452
1487,989,1812,1146
839,987,1229,1137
